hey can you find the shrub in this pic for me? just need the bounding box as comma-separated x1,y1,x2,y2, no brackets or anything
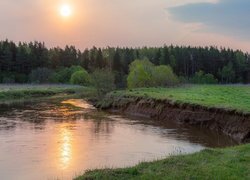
127,59,154,88
91,69,115,98
127,59,179,88
55,66,85,83
70,70,90,86
69,65,84,74
152,65,179,86
204,73,218,84
190,71,218,84
48,72,60,83
218,62,235,83
129,59,154,73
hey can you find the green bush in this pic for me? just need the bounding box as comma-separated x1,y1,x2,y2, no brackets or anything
55,66,85,83
69,65,84,74
91,69,115,98
127,59,154,88
218,62,235,83
70,70,90,86
48,72,60,83
153,65,179,86
190,71,218,84
127,59,179,88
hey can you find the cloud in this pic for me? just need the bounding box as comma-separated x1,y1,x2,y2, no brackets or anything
168,0,250,39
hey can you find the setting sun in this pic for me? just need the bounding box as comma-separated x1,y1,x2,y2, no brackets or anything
60,4,72,17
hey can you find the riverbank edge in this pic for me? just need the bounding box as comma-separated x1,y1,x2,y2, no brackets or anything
95,93,250,143
0,86,95,105
75,143,250,180
75,93,250,179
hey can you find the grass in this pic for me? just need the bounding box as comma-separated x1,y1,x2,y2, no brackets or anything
0,84,95,103
109,85,250,113
76,144,250,180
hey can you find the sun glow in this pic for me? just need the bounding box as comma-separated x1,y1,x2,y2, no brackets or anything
60,4,72,17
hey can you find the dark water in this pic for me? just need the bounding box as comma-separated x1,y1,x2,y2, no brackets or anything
0,99,237,180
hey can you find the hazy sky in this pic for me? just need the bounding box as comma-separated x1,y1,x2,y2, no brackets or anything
0,0,250,52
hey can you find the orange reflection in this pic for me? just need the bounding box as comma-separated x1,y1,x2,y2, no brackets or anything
59,125,73,170
62,99,95,109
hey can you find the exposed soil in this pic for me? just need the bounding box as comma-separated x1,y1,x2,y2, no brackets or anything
96,95,250,143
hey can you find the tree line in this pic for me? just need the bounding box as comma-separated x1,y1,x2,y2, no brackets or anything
0,39,249,86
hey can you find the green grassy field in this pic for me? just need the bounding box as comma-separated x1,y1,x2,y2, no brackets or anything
76,144,250,180
0,84,94,102
109,85,250,113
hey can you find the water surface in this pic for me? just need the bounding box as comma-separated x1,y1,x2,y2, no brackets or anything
0,99,237,180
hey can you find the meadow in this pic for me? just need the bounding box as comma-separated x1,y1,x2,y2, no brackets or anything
110,85,250,113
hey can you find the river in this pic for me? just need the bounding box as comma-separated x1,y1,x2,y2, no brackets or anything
0,99,237,180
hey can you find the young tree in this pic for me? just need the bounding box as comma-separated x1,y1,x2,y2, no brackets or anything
127,59,154,88
91,69,115,98
219,62,235,83
152,65,179,86
70,69,90,86
191,70,218,84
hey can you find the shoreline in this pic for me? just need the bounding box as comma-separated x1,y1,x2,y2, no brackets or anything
76,86,250,179
95,90,250,143
0,84,94,105
76,143,250,180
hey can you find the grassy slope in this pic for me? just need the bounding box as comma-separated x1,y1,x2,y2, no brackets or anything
0,84,94,102
76,85,250,179
110,85,250,113
76,144,250,180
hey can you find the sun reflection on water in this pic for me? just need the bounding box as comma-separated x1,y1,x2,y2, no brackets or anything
62,99,95,109
59,125,73,170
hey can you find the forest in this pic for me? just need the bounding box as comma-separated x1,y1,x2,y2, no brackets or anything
0,39,250,87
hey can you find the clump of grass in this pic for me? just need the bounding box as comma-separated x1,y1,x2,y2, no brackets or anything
75,144,250,180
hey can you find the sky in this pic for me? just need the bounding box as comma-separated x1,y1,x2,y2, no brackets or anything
0,0,250,52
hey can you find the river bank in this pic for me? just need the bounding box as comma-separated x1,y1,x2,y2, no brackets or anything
76,85,250,179
95,85,250,142
0,84,95,105
76,143,250,180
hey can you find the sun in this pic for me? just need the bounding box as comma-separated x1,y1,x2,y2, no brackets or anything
60,4,72,17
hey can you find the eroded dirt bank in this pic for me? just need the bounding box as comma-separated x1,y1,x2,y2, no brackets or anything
96,95,250,143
